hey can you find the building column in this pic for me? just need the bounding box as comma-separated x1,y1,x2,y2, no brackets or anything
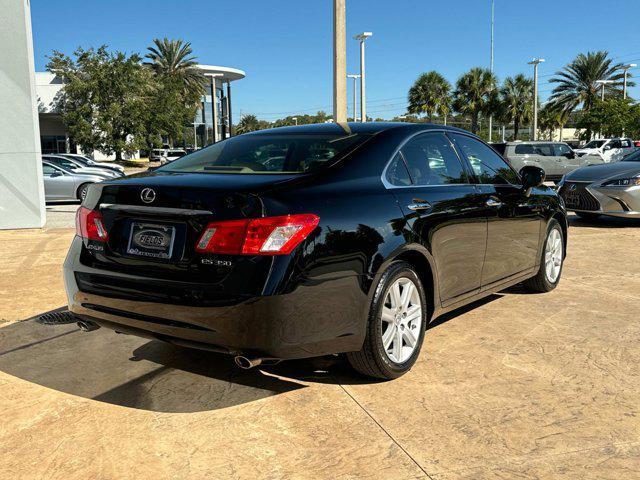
0,0,46,229
226,80,233,136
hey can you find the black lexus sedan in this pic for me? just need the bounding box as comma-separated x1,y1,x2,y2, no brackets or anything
64,123,567,379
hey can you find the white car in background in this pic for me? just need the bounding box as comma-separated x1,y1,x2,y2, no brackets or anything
574,138,636,163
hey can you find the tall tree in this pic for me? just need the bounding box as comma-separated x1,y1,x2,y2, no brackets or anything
48,46,152,161
577,98,640,139
452,67,498,134
499,74,533,140
548,51,632,118
407,71,451,122
145,38,207,98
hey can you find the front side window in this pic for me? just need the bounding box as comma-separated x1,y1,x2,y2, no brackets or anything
532,144,554,156
554,144,572,156
450,133,519,185
514,144,535,155
583,140,605,149
159,133,370,174
608,139,622,149
399,133,468,186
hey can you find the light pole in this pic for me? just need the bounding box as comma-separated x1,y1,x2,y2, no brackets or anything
347,74,360,121
595,79,614,101
488,0,495,141
292,117,298,126
333,0,347,124
528,58,545,140
355,32,373,122
620,64,636,99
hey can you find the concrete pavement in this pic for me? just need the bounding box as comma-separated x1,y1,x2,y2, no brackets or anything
0,215,639,479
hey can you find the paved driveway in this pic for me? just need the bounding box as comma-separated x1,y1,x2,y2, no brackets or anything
0,216,638,479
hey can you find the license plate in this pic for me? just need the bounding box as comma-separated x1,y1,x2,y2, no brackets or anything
127,222,176,259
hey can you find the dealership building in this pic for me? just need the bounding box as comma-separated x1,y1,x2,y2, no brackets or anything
36,65,246,159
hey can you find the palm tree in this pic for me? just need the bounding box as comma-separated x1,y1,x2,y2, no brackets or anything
499,74,533,140
452,67,498,134
235,114,262,134
145,38,207,97
407,71,451,122
548,51,631,115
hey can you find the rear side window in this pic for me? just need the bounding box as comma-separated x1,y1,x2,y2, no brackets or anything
450,134,519,185
42,164,56,175
385,152,412,186
159,134,370,174
399,133,468,186
514,144,535,155
621,139,632,148
533,144,554,156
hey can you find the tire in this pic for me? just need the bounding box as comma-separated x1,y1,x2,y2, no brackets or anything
575,211,600,221
77,183,91,201
347,261,427,380
523,219,564,293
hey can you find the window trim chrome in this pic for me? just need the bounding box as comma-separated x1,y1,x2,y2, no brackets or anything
380,129,475,190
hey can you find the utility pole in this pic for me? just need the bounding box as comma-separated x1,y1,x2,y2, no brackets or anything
528,58,545,141
355,32,372,122
621,64,636,99
596,79,614,101
333,0,347,124
488,0,495,141
347,74,360,121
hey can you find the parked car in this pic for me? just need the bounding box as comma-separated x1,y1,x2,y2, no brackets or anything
558,148,640,219
574,138,636,162
42,161,106,201
490,141,603,182
64,123,567,379
149,149,166,162
59,153,125,174
159,149,188,164
43,155,122,179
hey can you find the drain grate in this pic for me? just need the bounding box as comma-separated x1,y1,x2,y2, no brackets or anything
37,310,78,325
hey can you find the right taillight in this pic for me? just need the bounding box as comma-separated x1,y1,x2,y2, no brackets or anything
76,207,108,242
195,214,319,255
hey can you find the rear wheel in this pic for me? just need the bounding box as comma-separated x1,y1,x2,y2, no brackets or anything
347,261,427,380
523,219,564,293
575,211,600,221
77,183,91,201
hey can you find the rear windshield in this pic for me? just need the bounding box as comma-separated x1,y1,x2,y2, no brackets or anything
158,133,370,174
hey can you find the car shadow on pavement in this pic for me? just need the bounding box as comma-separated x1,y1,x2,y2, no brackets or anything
0,315,305,413
568,214,640,228
0,294,505,409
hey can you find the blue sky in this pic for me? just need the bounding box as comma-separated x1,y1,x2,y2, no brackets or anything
31,0,640,122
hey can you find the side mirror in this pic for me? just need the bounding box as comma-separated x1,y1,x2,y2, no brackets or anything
604,145,612,151
520,165,545,196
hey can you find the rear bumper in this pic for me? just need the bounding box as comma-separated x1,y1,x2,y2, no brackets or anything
64,237,368,359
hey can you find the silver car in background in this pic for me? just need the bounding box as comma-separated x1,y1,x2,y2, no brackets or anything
558,149,640,219
491,141,603,183
59,153,125,175
43,154,123,178
42,161,107,202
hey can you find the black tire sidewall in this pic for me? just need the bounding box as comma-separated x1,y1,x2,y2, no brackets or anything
77,183,90,201
368,262,427,378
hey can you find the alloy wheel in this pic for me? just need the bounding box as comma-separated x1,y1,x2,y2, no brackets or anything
380,277,422,364
545,228,563,283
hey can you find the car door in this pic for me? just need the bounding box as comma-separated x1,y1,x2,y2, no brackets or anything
384,131,488,304
531,143,563,178
449,133,542,287
42,163,76,200
553,142,580,175
510,143,541,173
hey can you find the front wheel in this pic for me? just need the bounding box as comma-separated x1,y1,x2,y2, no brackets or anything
523,219,564,293
347,261,427,380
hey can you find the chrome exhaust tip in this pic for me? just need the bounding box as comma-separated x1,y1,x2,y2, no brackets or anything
234,355,263,369
77,320,100,332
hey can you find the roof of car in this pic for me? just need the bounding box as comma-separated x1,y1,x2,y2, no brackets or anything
496,141,566,145
243,121,473,136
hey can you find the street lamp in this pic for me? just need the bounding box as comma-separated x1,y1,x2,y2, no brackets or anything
620,64,637,99
292,117,298,126
354,32,373,122
595,79,614,101
333,0,347,124
347,74,361,121
488,0,495,141
528,58,545,140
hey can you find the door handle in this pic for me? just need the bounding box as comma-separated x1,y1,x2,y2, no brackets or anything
486,198,503,208
407,200,432,211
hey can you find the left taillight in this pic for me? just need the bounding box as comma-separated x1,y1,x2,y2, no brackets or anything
76,207,108,242
195,214,320,255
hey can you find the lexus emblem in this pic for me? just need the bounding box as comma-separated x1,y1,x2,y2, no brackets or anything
140,188,156,204
568,184,577,191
